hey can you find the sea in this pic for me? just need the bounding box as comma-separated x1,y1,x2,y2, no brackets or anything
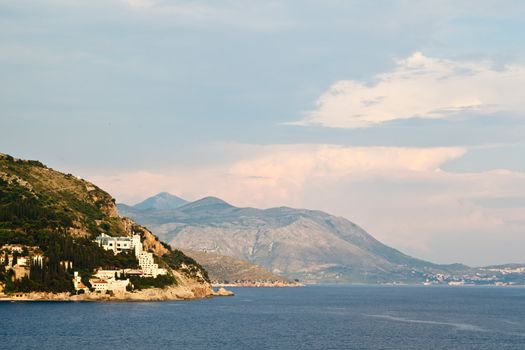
1,285,524,350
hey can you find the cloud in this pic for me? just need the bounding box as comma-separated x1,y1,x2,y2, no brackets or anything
90,145,465,205
227,145,467,205
293,52,525,128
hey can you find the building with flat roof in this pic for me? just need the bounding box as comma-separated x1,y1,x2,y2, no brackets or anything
94,233,134,254
90,279,109,292
94,233,168,278
137,251,167,278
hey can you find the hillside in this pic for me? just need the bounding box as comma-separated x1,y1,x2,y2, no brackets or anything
0,154,212,299
120,193,525,285
180,248,299,286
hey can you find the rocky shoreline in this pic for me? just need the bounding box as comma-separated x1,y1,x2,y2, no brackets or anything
213,281,304,288
0,285,233,302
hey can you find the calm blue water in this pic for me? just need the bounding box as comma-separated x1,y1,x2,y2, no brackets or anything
1,285,524,349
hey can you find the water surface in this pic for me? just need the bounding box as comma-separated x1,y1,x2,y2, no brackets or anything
1,285,524,349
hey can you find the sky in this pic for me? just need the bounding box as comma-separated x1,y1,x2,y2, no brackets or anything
1,0,525,266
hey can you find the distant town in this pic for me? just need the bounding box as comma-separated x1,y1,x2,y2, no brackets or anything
421,266,525,286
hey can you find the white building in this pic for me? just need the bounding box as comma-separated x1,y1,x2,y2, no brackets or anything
73,271,89,293
133,234,142,256
91,279,109,292
137,251,167,278
132,234,167,278
0,255,30,268
89,276,130,294
95,233,135,254
94,233,168,279
95,269,122,280
2,244,24,253
17,256,28,267
107,278,130,293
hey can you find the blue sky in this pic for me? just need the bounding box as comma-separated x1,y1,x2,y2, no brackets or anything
1,0,525,265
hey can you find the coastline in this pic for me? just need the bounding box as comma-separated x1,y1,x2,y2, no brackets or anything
212,281,304,288
0,285,233,302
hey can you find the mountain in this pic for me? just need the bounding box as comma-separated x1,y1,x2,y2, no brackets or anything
178,196,233,212
117,196,456,283
0,153,212,299
133,192,188,210
120,194,525,285
180,249,299,286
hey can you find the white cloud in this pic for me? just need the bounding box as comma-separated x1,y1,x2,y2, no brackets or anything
227,145,466,205
294,52,525,128
90,145,466,205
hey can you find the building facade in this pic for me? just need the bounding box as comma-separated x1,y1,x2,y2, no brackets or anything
94,233,167,278
94,233,135,254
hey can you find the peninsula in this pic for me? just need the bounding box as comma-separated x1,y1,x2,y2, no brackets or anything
0,153,232,301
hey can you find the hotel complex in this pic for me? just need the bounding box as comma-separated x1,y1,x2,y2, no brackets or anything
94,233,167,278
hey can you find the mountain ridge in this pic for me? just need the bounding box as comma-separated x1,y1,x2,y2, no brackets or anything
118,194,461,283
119,193,525,285
133,192,188,210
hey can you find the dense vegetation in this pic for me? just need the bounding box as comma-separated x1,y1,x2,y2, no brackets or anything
0,231,140,293
0,178,75,231
0,154,125,238
8,259,74,293
127,274,177,290
163,250,210,283
0,154,139,293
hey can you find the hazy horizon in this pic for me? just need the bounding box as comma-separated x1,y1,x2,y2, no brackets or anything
1,0,524,266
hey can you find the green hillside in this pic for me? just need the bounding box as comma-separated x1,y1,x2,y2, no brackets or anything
0,153,209,296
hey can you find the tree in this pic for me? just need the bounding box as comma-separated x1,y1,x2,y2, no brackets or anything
4,270,15,292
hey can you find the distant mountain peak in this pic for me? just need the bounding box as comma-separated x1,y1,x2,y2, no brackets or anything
156,191,172,196
133,192,189,210
197,196,231,205
178,196,234,211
